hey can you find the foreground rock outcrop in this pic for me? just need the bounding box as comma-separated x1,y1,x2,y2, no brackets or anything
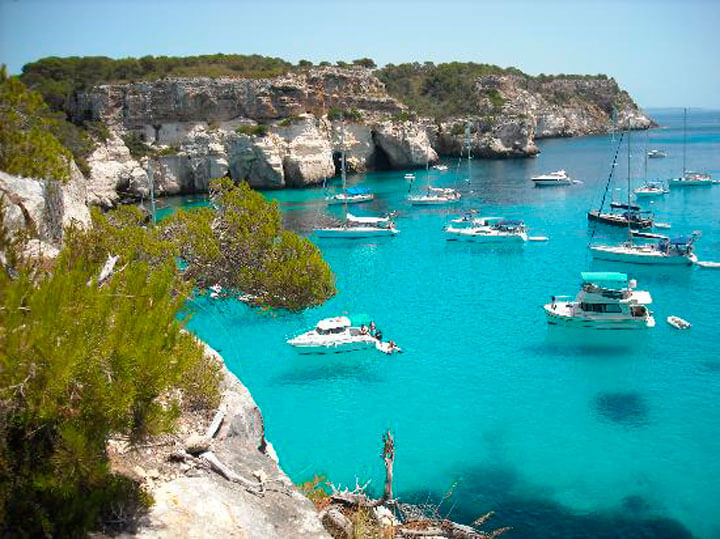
67,66,651,201
115,344,329,539
0,167,91,256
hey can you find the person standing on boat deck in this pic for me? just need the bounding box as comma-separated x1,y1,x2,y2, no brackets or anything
369,321,376,333
360,324,368,335
375,330,383,341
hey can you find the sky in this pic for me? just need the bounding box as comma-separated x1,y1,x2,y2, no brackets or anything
1,0,718,108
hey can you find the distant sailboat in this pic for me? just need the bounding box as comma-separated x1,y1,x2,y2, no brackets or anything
669,108,715,187
315,124,398,238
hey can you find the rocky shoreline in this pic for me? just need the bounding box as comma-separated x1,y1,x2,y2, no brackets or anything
68,66,652,206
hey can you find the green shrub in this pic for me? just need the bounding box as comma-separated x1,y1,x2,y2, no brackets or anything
0,66,72,182
164,178,336,310
393,110,413,123
0,207,220,536
278,114,302,127
487,89,505,109
352,58,377,69
327,107,362,122
234,124,268,137
122,132,153,159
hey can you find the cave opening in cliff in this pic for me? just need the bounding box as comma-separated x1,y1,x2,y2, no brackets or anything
332,151,343,177
369,136,392,170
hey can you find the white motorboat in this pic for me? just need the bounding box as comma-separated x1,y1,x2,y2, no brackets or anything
327,187,374,205
531,169,572,186
589,234,699,265
647,149,667,159
445,219,528,243
634,181,668,197
287,317,378,353
545,272,655,329
432,164,449,171
404,173,416,180
667,316,690,329
408,187,461,205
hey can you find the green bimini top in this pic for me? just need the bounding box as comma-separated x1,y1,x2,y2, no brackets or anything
581,272,628,288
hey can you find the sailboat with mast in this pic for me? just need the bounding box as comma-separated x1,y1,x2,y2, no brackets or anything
669,108,715,187
314,124,398,239
408,122,466,205
588,131,653,229
590,132,698,265
634,130,668,197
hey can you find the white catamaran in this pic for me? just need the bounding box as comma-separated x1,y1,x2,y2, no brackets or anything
545,272,655,329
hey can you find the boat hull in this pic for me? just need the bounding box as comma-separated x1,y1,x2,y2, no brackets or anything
669,179,713,187
410,198,461,206
327,195,374,205
544,303,654,329
314,227,397,238
634,190,667,197
289,340,378,354
532,179,572,187
587,210,653,229
446,231,526,243
590,246,696,265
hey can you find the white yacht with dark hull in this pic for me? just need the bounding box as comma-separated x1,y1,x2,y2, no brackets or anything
545,272,655,330
531,169,572,186
287,317,378,353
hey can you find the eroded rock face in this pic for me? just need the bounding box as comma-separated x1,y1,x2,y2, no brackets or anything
86,132,148,207
373,121,438,168
69,66,651,200
131,345,329,539
0,166,91,255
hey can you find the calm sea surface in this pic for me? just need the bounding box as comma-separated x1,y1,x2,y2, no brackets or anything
165,109,720,538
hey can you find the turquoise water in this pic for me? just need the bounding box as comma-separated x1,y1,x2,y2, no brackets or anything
182,109,720,538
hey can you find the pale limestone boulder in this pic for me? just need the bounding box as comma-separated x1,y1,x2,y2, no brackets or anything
277,115,334,186
87,132,148,207
131,344,329,539
228,133,285,189
373,121,438,168
0,167,90,249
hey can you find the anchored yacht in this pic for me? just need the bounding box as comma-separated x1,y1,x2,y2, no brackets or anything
531,169,572,186
327,186,374,205
545,272,655,329
445,218,528,243
590,233,699,265
408,187,461,205
647,149,667,159
634,181,668,197
287,317,378,353
314,213,398,238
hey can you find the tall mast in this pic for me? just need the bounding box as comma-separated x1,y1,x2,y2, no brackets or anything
464,121,472,162
627,130,632,243
341,121,347,214
147,161,156,225
682,107,687,176
643,129,648,182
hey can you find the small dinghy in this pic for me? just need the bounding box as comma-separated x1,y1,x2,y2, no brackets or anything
376,341,402,354
528,236,549,242
696,260,720,269
667,316,691,330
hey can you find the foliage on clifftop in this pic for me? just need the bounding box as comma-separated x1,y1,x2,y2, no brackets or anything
165,178,336,311
0,66,73,182
20,54,293,110
376,61,626,120
0,206,221,536
376,62,522,120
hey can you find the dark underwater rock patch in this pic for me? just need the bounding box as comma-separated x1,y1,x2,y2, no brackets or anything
594,391,650,427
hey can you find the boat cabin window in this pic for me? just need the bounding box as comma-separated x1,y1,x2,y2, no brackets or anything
580,303,623,313
316,326,347,335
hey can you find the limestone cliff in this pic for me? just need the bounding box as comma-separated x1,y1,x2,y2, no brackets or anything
68,66,651,199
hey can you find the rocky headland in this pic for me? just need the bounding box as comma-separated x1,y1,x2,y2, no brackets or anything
60,65,652,205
